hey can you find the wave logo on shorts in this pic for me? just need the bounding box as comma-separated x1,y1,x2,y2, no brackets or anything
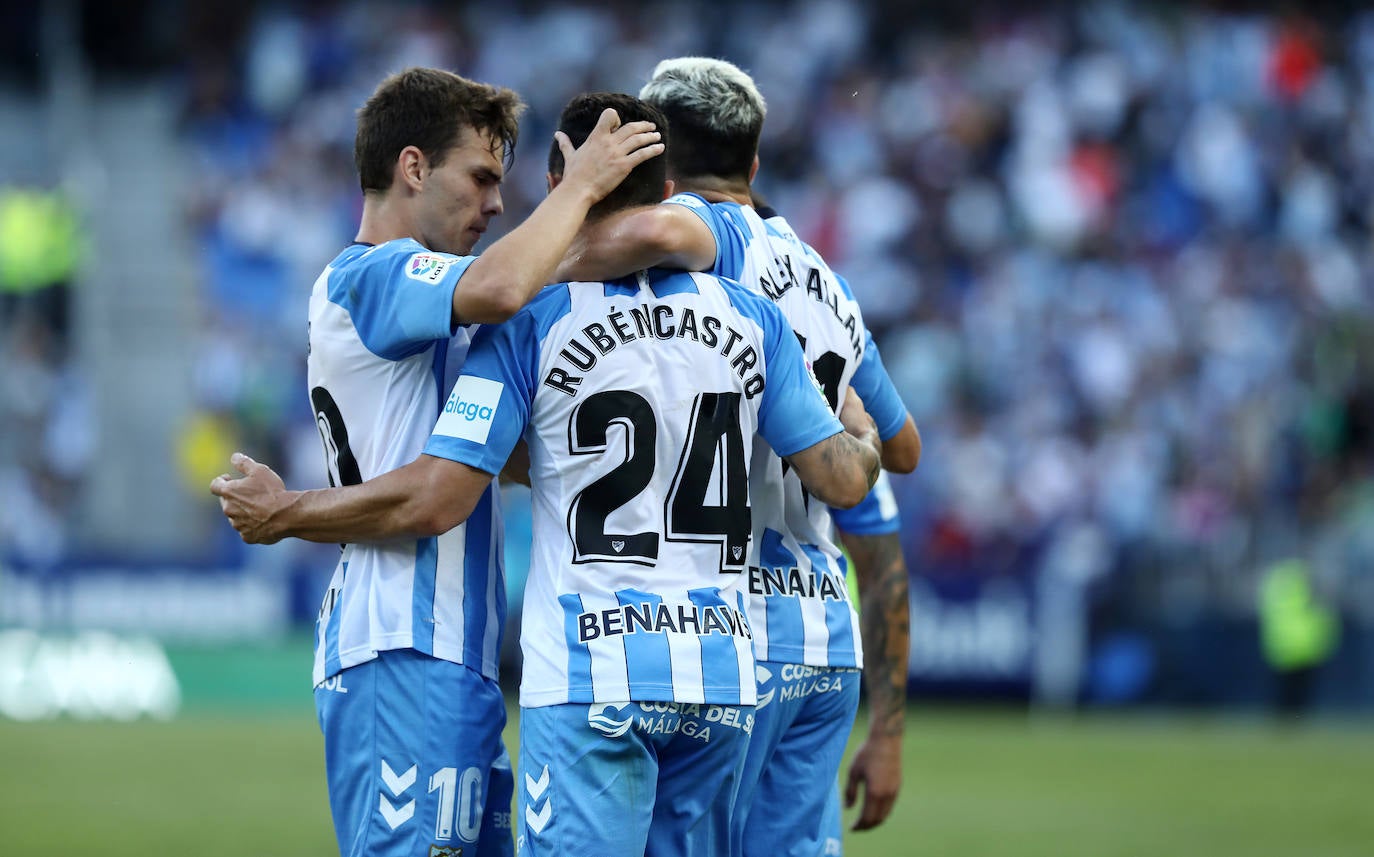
755,664,775,711
406,252,450,284
587,702,633,737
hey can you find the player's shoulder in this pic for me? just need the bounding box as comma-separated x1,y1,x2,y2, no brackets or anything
664,191,711,210
711,271,786,330
665,192,750,228
512,281,575,340
332,238,471,288
759,209,797,239
769,217,830,269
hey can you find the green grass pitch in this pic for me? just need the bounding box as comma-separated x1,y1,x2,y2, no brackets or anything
2,702,1370,856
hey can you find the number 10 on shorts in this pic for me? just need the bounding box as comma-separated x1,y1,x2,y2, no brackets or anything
429,766,482,842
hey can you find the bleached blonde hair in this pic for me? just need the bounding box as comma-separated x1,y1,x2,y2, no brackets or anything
639,57,766,180
640,56,766,135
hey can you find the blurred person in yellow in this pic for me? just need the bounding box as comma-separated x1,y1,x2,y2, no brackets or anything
1258,557,1340,720
0,185,83,337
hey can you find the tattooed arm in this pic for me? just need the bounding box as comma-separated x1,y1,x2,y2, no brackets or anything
786,392,882,509
841,527,910,830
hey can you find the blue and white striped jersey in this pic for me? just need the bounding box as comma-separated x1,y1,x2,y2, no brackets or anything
423,269,843,707
830,331,908,538
669,194,909,667
306,239,504,687
831,471,901,537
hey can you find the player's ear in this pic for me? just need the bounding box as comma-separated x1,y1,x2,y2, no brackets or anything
749,154,759,184
398,145,426,193
661,179,675,201
547,172,563,194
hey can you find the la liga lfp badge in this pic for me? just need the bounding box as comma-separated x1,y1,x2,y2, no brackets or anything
406,253,450,284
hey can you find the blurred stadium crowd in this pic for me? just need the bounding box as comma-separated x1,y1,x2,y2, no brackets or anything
3,1,1373,697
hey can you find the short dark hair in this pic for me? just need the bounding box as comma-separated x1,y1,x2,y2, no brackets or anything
639,58,764,184
548,92,668,220
355,67,524,193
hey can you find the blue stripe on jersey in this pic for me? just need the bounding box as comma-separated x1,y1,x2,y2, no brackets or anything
601,270,701,300
414,329,452,659
604,280,639,298
430,337,449,411
689,587,741,700
323,561,346,679
527,283,574,338
647,268,702,298
716,206,753,277
800,543,857,665
561,593,594,695
463,488,495,666
848,330,909,441
759,528,803,656
831,477,901,536
616,589,667,696
412,537,439,653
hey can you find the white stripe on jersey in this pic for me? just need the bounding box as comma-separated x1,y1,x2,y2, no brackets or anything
429,525,467,661
307,241,504,686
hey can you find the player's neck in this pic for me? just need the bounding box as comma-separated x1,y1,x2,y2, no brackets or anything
675,175,752,207
355,194,423,247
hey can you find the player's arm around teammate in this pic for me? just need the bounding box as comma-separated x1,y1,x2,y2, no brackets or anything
430,107,663,325
212,387,879,545
555,194,717,282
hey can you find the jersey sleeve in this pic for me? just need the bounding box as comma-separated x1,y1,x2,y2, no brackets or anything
423,311,537,475
663,193,747,279
754,298,845,456
848,328,910,441
343,248,474,360
831,471,901,535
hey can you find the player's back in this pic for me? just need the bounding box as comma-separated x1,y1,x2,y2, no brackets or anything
500,268,839,707
305,239,504,685
668,194,868,668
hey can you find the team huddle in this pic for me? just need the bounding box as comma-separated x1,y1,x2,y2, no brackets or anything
213,58,919,857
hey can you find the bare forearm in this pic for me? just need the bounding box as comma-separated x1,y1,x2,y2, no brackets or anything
272,469,444,544
455,183,598,323
881,415,922,474
846,530,910,739
792,428,881,509
557,205,714,283
557,209,664,282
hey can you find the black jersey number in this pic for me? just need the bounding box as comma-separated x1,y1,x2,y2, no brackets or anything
568,390,750,571
783,341,848,510
568,390,660,563
311,386,362,488
810,350,847,411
